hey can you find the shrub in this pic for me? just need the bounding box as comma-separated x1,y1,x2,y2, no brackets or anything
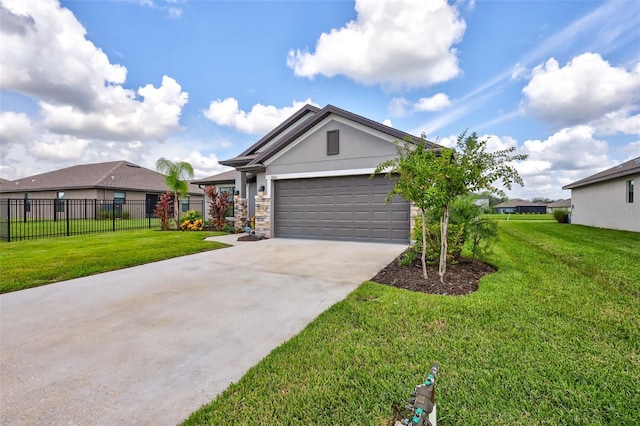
221,223,235,233
180,209,202,223
204,186,230,231
154,191,174,231
553,208,570,223
180,218,203,231
466,217,498,265
398,249,417,267
412,216,465,264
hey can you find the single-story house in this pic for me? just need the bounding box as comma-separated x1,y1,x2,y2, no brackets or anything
219,104,439,244
0,160,204,219
493,199,548,214
546,198,572,213
563,157,639,232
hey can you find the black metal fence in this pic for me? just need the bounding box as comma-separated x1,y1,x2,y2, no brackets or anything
0,198,205,242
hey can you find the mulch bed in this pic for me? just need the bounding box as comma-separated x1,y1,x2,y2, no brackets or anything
371,251,496,296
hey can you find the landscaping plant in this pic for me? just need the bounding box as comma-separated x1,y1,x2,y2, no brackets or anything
553,208,570,223
180,210,203,231
204,185,230,231
154,191,173,231
377,131,526,282
156,157,195,230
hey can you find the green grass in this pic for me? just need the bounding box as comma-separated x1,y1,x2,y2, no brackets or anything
483,213,554,221
0,230,227,293
0,217,162,242
184,222,639,425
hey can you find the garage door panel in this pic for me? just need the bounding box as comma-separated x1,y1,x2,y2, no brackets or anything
275,175,409,244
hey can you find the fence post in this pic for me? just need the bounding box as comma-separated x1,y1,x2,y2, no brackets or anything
112,201,116,232
7,199,12,243
66,199,70,236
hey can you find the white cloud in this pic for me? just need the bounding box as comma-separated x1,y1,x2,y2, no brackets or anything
31,135,89,161
382,119,393,127
0,0,188,141
388,97,411,117
520,126,610,171
414,93,451,112
590,107,640,136
522,53,640,128
40,75,188,140
287,0,466,90
0,111,34,147
620,141,640,157
510,63,529,80
204,98,319,134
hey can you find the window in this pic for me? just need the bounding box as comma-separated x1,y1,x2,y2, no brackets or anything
327,130,339,155
24,193,31,212
114,191,126,205
57,191,65,213
219,186,235,217
628,179,635,203
181,195,190,212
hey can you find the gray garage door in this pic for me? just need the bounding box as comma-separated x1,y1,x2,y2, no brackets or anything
274,175,410,243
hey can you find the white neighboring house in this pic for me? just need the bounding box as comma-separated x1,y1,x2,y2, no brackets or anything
563,157,639,232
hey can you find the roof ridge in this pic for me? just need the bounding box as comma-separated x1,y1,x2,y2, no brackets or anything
94,160,129,186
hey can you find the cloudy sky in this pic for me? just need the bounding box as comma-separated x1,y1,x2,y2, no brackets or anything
1,0,639,199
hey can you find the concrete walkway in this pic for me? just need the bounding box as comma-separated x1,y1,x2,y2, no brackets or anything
0,236,405,426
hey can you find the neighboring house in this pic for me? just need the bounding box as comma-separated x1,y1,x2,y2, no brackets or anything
563,157,639,232
219,104,439,243
0,178,11,189
191,170,236,222
0,160,204,219
546,198,572,213
494,199,547,214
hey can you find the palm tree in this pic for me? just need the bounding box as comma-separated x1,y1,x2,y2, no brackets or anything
155,157,195,229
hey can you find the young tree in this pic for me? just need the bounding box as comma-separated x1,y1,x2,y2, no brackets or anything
377,131,527,283
155,158,195,230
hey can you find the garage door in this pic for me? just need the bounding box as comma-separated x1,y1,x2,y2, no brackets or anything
274,175,410,243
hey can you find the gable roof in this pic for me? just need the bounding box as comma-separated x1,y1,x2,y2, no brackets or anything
494,199,547,208
563,157,640,190
220,104,439,171
1,161,201,194
547,198,571,208
191,170,235,185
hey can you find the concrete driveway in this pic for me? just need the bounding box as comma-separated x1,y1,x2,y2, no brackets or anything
0,236,405,425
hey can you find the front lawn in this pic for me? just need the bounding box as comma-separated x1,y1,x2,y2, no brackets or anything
184,222,639,425
483,213,554,221
0,230,227,293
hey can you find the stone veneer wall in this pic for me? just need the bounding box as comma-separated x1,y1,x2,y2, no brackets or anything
410,203,420,242
234,195,248,231
254,190,271,238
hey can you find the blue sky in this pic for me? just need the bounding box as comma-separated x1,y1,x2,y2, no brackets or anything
1,0,639,199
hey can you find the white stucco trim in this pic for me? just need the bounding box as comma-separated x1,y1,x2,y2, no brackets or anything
265,167,391,197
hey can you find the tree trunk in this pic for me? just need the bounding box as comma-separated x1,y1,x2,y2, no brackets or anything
173,191,179,230
439,205,450,283
421,209,428,279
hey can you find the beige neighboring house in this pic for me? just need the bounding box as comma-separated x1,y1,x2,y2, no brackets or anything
563,157,639,232
546,199,572,213
0,160,204,218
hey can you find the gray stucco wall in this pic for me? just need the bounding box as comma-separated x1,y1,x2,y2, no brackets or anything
570,174,639,232
265,119,400,175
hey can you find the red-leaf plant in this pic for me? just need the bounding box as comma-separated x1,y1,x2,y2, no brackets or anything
204,186,230,231
154,191,174,231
